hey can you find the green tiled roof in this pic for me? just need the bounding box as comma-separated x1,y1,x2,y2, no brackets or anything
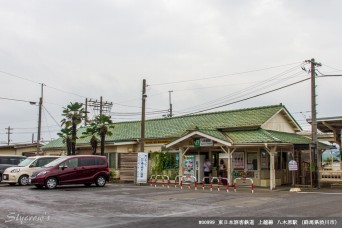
226,129,311,144
194,129,231,143
43,104,290,149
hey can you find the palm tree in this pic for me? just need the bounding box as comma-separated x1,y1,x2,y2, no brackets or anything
57,127,72,156
61,102,85,155
82,114,114,156
81,131,99,155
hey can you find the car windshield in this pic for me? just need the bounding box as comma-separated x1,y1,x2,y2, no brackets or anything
43,157,68,168
17,158,35,167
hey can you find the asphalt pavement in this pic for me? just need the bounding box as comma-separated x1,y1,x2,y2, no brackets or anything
0,183,341,228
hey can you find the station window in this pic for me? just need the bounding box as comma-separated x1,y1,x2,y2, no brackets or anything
247,152,258,170
107,152,118,169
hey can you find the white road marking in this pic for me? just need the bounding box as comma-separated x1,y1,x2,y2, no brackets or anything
298,192,342,195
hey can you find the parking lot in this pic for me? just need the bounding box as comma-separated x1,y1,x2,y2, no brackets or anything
0,183,342,228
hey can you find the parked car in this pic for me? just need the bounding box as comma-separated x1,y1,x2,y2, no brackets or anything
30,155,109,189
0,155,26,182
2,156,60,186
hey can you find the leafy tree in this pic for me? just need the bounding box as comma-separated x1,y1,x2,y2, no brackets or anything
60,102,85,155
90,135,98,155
57,127,72,156
82,114,114,156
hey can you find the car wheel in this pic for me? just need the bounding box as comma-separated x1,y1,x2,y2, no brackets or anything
84,183,92,187
35,185,44,189
0,175,2,182
45,177,57,189
18,175,29,186
95,176,106,187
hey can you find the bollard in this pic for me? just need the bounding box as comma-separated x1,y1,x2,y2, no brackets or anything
174,175,182,188
233,177,254,193
150,175,155,186
162,175,170,188
220,178,229,193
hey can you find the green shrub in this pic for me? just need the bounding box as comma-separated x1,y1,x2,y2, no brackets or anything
150,152,178,179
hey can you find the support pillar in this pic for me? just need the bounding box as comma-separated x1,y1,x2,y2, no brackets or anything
270,152,275,190
265,145,277,190
227,148,236,187
179,150,184,178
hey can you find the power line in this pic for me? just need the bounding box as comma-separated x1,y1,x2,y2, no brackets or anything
183,77,310,115
45,85,88,99
112,63,308,118
111,109,168,116
323,64,342,72
149,61,303,86
317,75,342,77
0,96,37,104
42,106,61,128
0,68,91,99
175,64,307,115
0,70,41,84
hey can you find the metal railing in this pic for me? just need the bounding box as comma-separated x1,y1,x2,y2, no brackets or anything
233,177,254,193
319,170,342,182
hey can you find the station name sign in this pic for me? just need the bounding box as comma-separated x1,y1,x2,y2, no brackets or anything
288,160,298,171
145,140,171,145
193,138,213,147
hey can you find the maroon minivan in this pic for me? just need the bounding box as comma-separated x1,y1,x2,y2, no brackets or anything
30,155,109,189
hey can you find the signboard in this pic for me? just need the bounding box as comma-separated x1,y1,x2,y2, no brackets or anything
193,138,213,147
183,155,194,176
260,150,269,169
145,140,171,145
288,160,298,171
136,152,148,183
193,138,200,147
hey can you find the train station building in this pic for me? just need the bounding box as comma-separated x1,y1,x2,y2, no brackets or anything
43,104,328,189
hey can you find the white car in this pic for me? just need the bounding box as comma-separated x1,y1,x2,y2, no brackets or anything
2,156,60,186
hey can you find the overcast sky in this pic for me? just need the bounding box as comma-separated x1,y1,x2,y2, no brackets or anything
0,0,341,145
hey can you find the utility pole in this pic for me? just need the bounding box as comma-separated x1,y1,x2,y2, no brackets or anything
88,97,113,116
168,90,173,117
140,79,147,152
37,83,44,154
5,126,13,145
84,98,88,126
307,58,321,188
100,96,103,116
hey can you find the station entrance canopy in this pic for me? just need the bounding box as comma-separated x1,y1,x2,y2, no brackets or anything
309,116,342,146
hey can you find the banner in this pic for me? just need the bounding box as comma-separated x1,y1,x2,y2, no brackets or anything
136,152,148,183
